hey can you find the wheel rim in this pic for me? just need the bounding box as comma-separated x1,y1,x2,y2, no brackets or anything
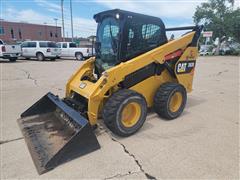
121,102,141,128
169,92,183,112
38,54,43,61
77,54,82,60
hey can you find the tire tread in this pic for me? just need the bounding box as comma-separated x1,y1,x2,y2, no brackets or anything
153,82,186,120
102,89,146,136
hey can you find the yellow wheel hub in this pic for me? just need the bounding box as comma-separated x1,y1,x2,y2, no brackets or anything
169,92,183,112
121,102,141,128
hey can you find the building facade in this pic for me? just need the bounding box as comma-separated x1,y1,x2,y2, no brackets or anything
0,20,62,43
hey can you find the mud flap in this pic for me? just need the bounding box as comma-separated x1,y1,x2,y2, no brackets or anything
17,92,100,174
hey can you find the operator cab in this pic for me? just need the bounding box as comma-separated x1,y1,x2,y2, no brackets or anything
94,9,168,74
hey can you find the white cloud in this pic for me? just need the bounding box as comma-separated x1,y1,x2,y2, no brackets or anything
95,0,205,38
34,0,61,13
2,8,97,38
63,17,97,37
4,8,51,24
96,0,240,21
32,0,97,37
4,0,238,38
95,0,204,21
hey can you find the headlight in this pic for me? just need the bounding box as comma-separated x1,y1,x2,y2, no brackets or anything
116,13,120,19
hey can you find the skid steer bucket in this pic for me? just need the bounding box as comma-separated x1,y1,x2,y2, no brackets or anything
17,92,100,174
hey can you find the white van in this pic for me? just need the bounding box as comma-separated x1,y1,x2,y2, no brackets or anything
21,41,60,61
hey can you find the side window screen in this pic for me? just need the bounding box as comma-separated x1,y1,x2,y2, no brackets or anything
127,28,134,48
129,29,134,39
103,24,119,39
142,24,160,40
125,19,165,60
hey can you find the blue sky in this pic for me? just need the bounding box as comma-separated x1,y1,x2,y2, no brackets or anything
1,0,239,38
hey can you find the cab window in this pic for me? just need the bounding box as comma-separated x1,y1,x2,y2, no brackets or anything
69,43,77,48
62,43,67,48
142,24,160,41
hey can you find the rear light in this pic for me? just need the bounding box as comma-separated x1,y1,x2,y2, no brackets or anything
2,46,6,52
164,49,183,61
47,48,51,52
87,48,89,53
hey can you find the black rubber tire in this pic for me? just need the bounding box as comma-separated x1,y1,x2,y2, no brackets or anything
9,57,17,62
75,52,83,61
36,52,45,61
102,89,147,137
153,82,187,120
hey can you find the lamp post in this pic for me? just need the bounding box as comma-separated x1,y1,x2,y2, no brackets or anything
70,0,74,42
61,0,65,41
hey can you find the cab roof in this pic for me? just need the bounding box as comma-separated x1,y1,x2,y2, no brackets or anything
94,9,165,27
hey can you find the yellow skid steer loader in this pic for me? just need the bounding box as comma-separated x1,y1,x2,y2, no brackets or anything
18,9,203,174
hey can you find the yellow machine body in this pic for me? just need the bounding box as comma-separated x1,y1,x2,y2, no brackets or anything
66,32,198,126
18,9,202,174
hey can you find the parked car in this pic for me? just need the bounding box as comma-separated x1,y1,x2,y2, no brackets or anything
219,48,232,55
0,39,21,62
57,42,94,60
219,41,240,56
199,49,213,56
21,41,60,61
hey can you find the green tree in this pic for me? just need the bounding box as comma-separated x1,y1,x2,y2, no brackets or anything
193,0,240,43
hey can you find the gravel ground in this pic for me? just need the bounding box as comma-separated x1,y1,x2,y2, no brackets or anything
0,56,239,179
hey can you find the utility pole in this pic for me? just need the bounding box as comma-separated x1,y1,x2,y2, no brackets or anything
54,18,58,40
61,0,65,41
70,0,74,42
